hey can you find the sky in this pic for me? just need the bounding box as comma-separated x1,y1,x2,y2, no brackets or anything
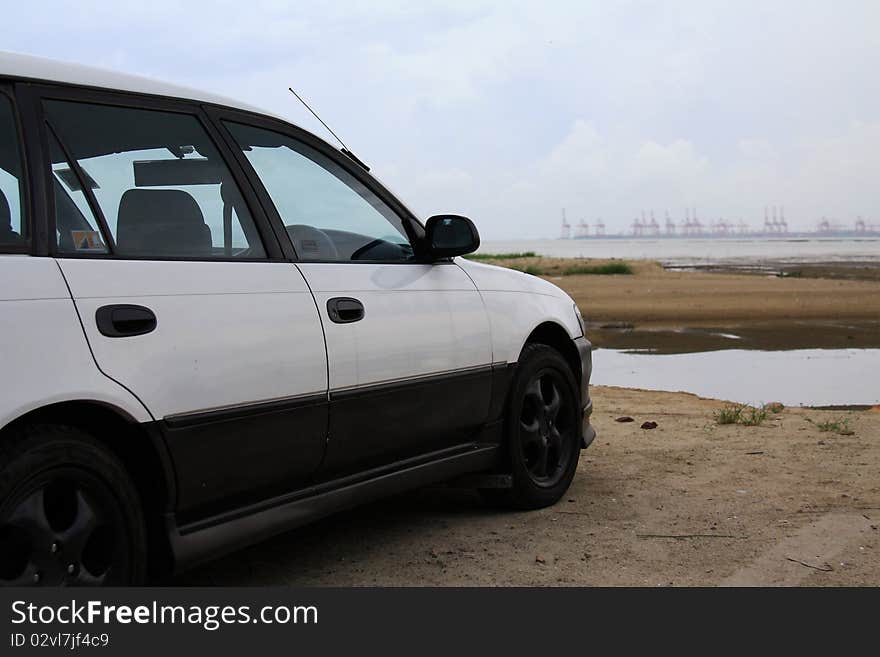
3,0,879,238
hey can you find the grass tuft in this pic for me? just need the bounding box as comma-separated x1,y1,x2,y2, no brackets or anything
714,405,743,425
714,404,768,427
740,406,769,426
807,417,855,435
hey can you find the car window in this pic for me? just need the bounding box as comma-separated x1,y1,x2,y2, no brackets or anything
45,100,265,259
48,131,109,253
0,94,26,249
226,122,413,262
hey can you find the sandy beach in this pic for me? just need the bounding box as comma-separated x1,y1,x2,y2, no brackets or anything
474,256,880,352
483,256,880,326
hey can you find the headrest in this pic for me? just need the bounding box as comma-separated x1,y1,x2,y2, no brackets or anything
0,189,10,231
0,189,19,244
116,189,212,257
286,224,339,260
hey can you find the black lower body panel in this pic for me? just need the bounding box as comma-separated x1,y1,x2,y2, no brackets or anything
162,393,329,521
169,443,501,572
319,366,494,480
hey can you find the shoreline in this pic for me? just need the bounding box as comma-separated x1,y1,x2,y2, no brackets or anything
468,255,880,351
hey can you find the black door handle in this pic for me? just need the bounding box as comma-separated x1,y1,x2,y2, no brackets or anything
95,304,157,337
327,297,364,324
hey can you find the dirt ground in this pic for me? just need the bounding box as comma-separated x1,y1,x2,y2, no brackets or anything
179,386,880,586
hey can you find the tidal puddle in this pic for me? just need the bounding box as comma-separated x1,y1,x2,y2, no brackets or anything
591,348,880,407
588,320,880,354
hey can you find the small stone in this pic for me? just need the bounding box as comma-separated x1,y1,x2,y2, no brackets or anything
641,421,658,429
535,555,546,564
615,416,635,423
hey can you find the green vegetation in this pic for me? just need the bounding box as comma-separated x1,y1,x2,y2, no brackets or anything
714,403,768,427
465,254,634,277
561,263,633,276
714,404,744,425
740,406,768,426
807,417,855,435
465,251,537,261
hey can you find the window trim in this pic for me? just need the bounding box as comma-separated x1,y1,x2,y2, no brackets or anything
204,105,432,265
0,83,32,255
45,121,117,254
18,82,285,263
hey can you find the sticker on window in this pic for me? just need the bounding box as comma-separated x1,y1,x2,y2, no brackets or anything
71,230,106,252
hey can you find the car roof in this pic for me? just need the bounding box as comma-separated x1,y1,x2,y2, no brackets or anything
0,50,288,122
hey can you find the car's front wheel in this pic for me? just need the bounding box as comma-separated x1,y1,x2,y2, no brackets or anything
484,343,582,509
0,425,146,586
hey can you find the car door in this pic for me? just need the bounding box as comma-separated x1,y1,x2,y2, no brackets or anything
28,86,329,518
218,115,493,479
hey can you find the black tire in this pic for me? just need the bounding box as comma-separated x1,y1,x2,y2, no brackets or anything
0,424,146,586
483,343,582,509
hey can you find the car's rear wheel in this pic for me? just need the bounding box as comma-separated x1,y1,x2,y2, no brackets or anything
483,343,581,509
0,425,146,586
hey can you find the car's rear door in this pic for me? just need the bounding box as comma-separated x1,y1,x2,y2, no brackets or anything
214,112,493,479
22,85,329,518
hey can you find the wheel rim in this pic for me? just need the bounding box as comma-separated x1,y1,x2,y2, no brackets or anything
518,369,575,487
0,469,131,586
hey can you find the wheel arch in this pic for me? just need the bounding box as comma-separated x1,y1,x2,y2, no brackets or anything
0,399,176,578
522,321,583,389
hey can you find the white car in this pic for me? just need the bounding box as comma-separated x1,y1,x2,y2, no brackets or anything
0,52,595,585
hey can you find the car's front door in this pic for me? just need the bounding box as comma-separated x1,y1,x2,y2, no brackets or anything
221,118,493,479
30,88,329,518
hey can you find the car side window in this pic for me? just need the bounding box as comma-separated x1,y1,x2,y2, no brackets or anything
45,100,265,259
226,122,414,262
0,94,26,249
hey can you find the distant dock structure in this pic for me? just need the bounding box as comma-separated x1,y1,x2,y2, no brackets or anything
559,208,571,239
557,202,879,239
818,215,880,235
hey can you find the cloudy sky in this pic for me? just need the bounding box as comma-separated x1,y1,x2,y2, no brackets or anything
3,1,878,237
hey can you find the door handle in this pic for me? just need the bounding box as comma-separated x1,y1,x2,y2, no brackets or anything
327,297,365,324
95,304,157,337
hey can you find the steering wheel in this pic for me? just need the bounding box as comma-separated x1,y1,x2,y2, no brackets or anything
350,238,386,261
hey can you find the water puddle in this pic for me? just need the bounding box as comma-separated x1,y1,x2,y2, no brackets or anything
591,348,880,407
589,320,880,354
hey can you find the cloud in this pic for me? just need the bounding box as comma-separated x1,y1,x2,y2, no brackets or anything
1,0,878,236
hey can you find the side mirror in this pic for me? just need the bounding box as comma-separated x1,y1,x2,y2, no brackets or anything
425,214,480,259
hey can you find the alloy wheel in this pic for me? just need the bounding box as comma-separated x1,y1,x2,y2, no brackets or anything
0,470,131,586
518,369,575,487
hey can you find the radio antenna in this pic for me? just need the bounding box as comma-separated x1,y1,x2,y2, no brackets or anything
288,87,370,171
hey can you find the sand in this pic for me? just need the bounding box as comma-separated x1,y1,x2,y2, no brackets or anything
487,257,880,327
180,386,880,586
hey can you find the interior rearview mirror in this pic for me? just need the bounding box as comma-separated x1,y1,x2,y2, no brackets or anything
425,214,480,259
